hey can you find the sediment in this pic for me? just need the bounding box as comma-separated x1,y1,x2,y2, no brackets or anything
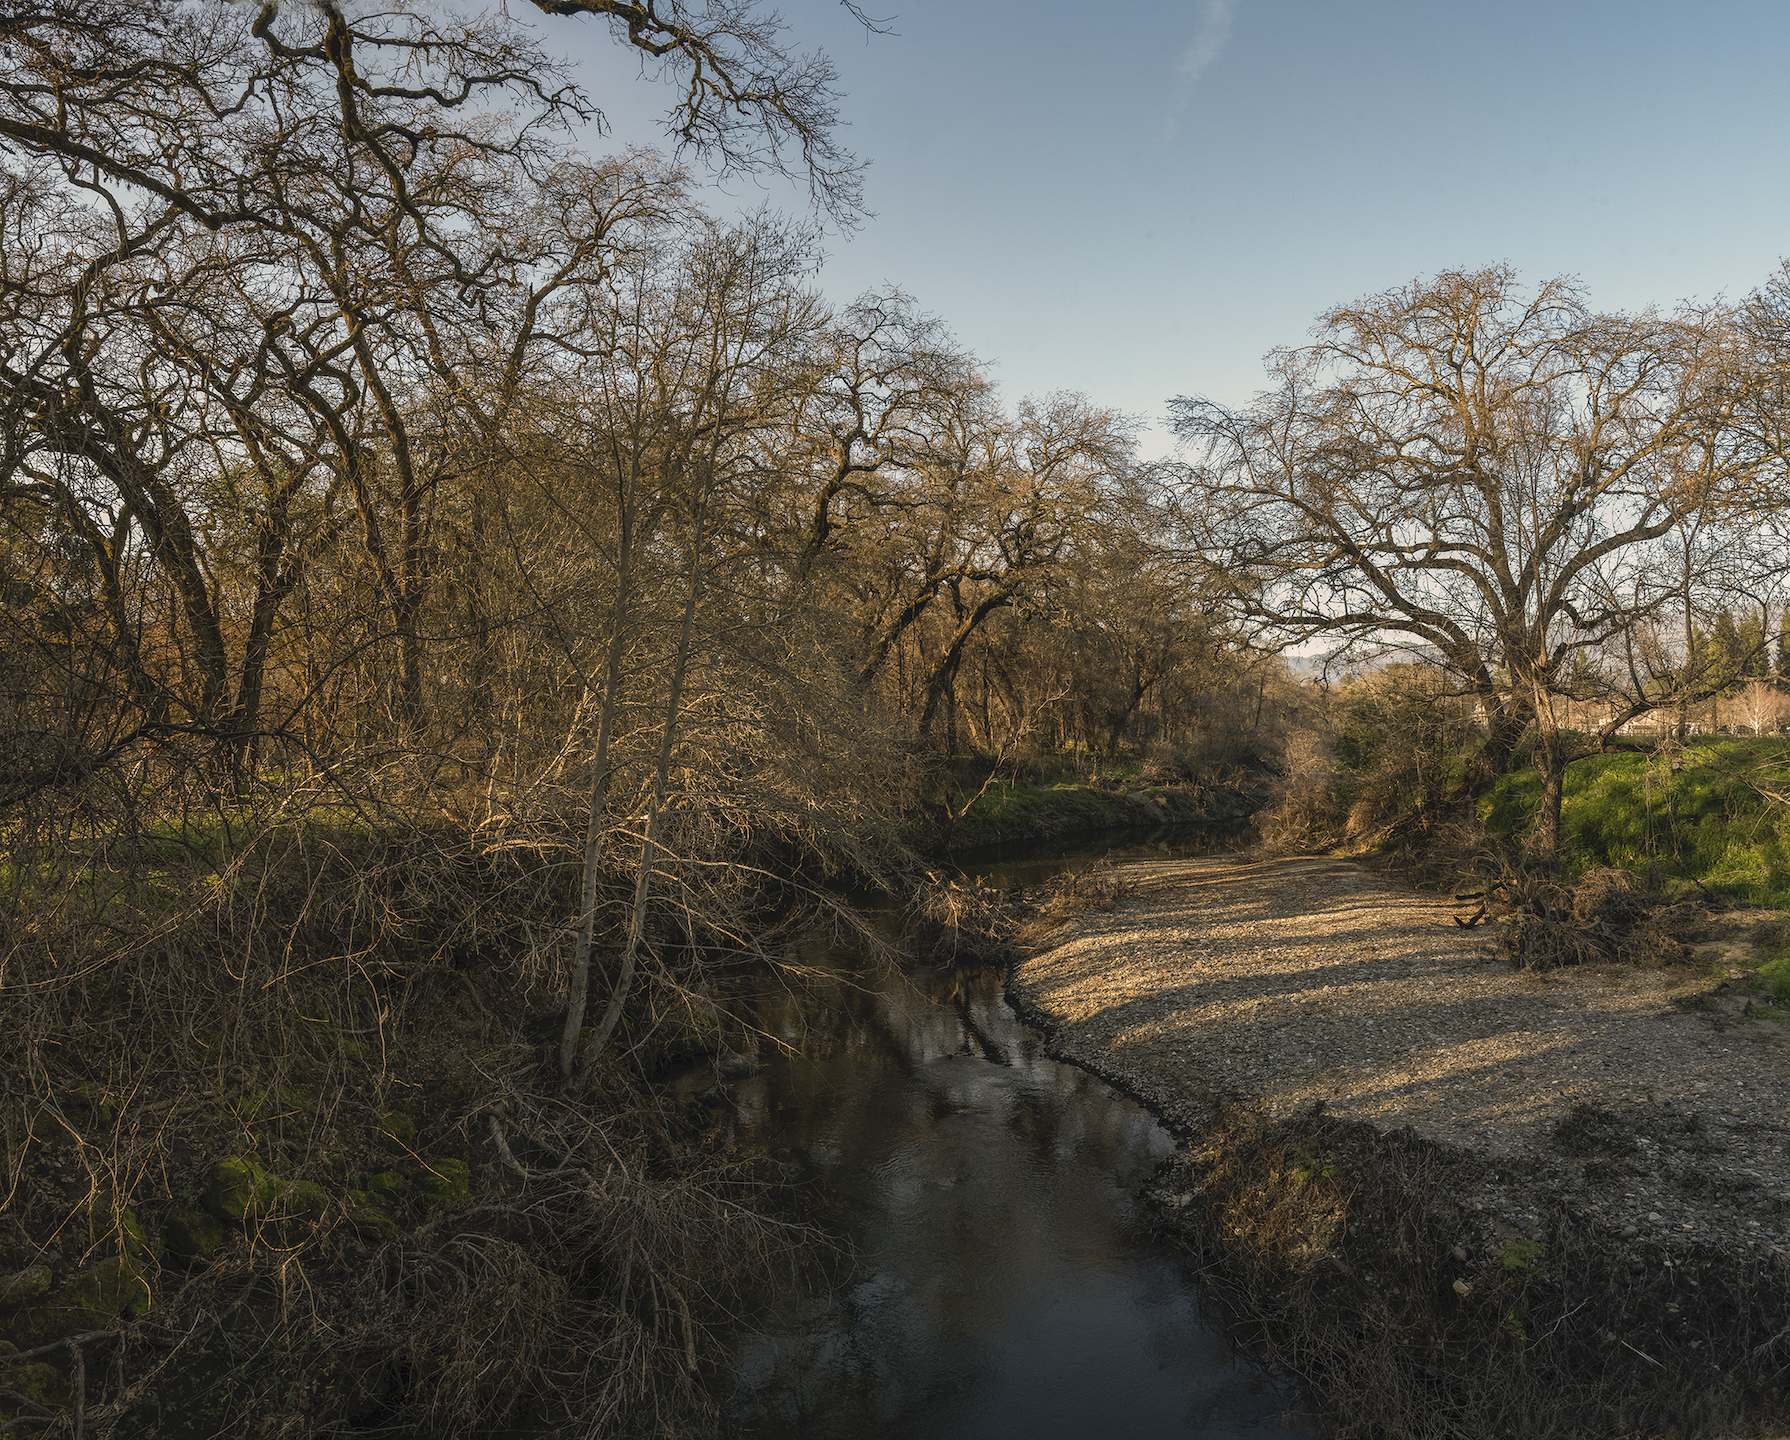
1009,856,1790,1440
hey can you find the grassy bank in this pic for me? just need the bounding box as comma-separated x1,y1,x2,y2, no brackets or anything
917,755,1263,851
1472,737,1790,1001
1479,739,1790,908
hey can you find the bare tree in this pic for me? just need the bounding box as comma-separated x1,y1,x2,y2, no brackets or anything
1170,266,1786,865
1734,678,1790,736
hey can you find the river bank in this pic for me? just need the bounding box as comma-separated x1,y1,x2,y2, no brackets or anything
936,774,1263,852
1010,856,1790,1439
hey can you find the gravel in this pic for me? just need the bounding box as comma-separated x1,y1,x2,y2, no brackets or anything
1012,855,1790,1262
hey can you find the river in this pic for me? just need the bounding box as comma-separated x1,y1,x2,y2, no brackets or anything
690,831,1308,1438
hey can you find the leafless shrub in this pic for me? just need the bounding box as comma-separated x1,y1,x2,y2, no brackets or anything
1036,855,1132,918
1490,864,1704,971
906,872,1014,964
1250,729,1341,855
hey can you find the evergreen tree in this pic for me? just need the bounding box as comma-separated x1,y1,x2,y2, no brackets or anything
1741,610,1768,678
1713,609,1745,690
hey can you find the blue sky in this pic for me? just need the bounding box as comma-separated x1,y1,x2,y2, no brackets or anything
538,0,1790,456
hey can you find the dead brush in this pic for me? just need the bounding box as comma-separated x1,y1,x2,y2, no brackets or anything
905,871,1015,965
1489,863,1706,972
0,773,823,1439
1036,856,1132,919
1175,1102,1789,1440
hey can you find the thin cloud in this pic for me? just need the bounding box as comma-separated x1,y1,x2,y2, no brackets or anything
1164,0,1239,139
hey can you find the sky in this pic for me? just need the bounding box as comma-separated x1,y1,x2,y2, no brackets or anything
531,0,1790,458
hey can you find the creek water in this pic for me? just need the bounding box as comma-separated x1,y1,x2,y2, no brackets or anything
699,831,1306,1439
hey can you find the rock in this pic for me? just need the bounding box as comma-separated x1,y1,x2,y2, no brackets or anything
204,1156,285,1223
344,1191,397,1241
366,1170,411,1204
119,1208,154,1259
283,1180,331,1220
267,1180,333,1246
1452,1278,1472,1296
162,1206,226,1262
0,1355,69,1413
3,1255,153,1348
1450,1245,1468,1261
373,1112,417,1155
413,1158,470,1207
0,1266,51,1309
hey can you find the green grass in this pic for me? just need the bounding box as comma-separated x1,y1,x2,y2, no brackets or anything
1479,738,1790,908
955,778,1128,831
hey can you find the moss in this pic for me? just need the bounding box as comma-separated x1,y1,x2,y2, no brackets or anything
372,1112,416,1155
56,1082,117,1129
366,1170,410,1204
412,1158,470,1207
0,1265,50,1308
344,1192,397,1241
3,1255,154,1348
1,1356,70,1414
162,1205,226,1262
119,1208,154,1259
203,1155,284,1223
270,1179,332,1245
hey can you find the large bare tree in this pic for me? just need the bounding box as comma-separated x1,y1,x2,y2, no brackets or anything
1170,266,1785,863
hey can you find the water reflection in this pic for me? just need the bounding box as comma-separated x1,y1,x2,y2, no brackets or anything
719,834,1296,1439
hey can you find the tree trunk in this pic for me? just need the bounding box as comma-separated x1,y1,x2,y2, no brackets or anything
557,485,640,1082
576,504,706,1083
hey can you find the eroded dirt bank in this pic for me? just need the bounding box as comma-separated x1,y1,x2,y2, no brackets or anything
1010,857,1790,1440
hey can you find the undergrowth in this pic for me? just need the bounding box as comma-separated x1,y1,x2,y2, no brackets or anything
1479,740,1790,908
1171,1101,1790,1440
0,787,822,1438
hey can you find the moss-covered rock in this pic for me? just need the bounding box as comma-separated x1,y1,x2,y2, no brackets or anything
2,1255,154,1348
0,1354,70,1414
372,1112,416,1155
0,1265,50,1309
412,1158,469,1207
203,1156,284,1223
365,1170,410,1204
162,1206,226,1262
119,1209,154,1259
56,1082,117,1129
272,1180,332,1245
344,1192,397,1242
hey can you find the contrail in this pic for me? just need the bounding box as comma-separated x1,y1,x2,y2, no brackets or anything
1165,0,1239,139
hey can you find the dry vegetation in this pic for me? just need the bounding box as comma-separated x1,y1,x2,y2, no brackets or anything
1163,1101,1789,1440
0,5,1283,1433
